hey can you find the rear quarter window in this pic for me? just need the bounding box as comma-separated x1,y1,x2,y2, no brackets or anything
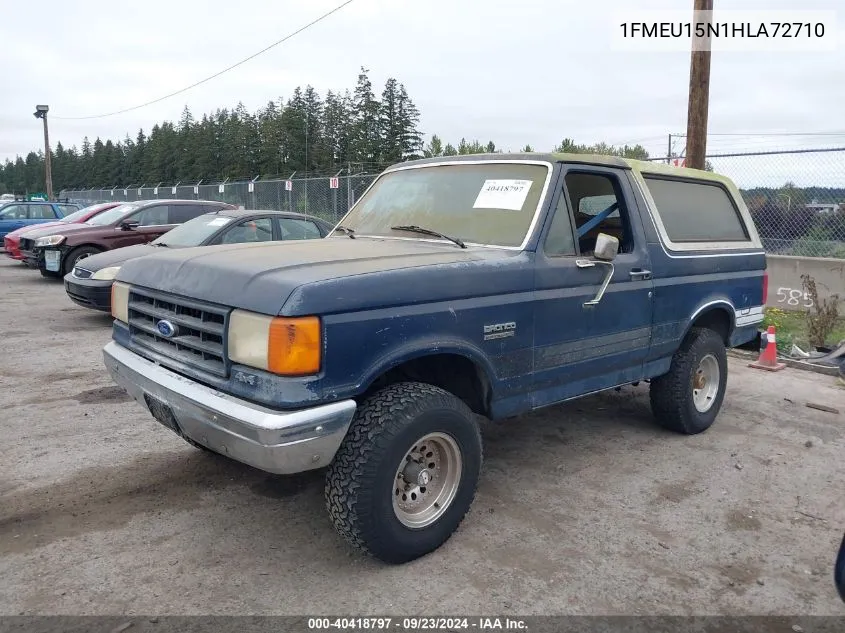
643,176,749,243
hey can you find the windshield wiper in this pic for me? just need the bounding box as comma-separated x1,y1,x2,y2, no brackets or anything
153,242,169,247
390,225,466,249
334,225,356,239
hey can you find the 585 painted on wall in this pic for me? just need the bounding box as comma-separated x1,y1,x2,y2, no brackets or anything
776,286,814,309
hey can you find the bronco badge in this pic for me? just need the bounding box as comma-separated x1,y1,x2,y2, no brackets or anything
483,322,516,341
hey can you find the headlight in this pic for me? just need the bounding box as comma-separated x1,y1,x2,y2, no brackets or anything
228,310,321,376
111,281,129,323
91,266,121,281
34,235,65,247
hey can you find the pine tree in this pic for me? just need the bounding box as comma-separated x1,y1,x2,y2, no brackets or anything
396,84,422,160
352,67,381,165
379,78,402,164
322,90,352,169
280,88,307,171
423,134,444,158
303,86,325,171
257,100,283,176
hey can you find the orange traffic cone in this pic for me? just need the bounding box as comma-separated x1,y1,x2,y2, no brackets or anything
749,325,786,372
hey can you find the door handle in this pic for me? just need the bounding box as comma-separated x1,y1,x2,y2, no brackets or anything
629,269,652,280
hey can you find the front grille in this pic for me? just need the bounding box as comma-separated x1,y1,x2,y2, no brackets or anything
66,290,93,306
19,238,33,251
128,288,231,378
73,267,93,279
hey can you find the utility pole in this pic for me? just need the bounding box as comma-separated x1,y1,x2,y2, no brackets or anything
666,133,672,164
33,105,53,200
685,0,713,170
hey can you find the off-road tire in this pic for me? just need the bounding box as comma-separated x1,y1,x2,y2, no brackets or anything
325,382,482,564
650,327,728,435
62,246,101,276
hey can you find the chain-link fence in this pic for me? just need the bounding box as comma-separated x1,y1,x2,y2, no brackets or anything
61,148,845,258
60,174,379,226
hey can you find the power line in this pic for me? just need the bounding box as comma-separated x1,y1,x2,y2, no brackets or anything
673,131,845,137
52,0,356,121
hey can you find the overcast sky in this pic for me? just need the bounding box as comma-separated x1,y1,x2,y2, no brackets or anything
2,0,843,187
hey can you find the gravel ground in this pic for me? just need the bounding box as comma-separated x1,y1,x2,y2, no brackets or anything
1,256,844,616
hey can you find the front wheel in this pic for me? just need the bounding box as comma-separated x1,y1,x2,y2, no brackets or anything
649,327,728,435
325,382,482,564
62,246,101,276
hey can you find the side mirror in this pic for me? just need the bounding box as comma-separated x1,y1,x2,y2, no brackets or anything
120,220,139,231
575,232,619,307
594,233,619,261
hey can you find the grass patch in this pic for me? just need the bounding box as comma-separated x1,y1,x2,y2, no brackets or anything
763,307,845,354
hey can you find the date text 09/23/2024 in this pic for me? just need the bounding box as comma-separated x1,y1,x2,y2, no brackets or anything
307,617,527,631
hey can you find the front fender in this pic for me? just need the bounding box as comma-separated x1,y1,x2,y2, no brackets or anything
357,334,498,394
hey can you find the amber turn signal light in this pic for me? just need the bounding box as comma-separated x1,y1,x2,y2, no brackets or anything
267,316,322,376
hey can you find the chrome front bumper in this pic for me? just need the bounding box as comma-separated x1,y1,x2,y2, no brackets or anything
103,341,357,474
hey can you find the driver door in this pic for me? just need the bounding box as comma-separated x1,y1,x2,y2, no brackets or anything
532,165,654,408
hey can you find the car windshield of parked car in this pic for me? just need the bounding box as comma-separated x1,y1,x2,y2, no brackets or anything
85,203,141,226
59,207,94,223
337,162,549,247
152,214,232,247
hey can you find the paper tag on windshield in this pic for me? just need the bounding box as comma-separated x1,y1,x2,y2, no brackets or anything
472,179,532,211
208,217,231,226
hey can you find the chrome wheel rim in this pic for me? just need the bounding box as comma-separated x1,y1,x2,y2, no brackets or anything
392,432,462,528
693,354,720,413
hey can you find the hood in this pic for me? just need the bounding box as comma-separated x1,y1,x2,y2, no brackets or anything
117,237,526,315
22,222,104,240
74,243,164,272
7,221,64,238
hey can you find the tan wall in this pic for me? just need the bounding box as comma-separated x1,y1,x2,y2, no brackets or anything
766,255,845,312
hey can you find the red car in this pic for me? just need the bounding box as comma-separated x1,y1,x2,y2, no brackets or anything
3,202,121,260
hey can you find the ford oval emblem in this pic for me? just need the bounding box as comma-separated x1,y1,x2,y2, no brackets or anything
156,319,177,338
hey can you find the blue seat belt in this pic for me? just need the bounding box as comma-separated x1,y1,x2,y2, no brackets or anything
576,202,619,238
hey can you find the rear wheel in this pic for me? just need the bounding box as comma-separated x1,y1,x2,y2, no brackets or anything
650,327,728,435
325,382,482,564
62,246,100,276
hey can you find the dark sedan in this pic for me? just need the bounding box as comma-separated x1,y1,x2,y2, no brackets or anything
21,199,234,277
63,209,334,312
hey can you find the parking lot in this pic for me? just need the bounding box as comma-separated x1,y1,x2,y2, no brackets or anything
1,256,844,616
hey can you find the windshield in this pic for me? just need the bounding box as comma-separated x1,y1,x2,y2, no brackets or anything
152,213,231,246
85,203,141,226
338,162,549,247
60,207,96,223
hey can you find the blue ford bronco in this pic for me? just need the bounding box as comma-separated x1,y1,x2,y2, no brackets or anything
103,153,766,563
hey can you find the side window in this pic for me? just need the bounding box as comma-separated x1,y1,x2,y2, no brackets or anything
543,190,576,257
277,217,322,240
169,204,211,224
133,205,170,226
564,172,633,254
57,204,78,216
29,204,57,219
0,205,27,219
220,218,274,244
643,176,749,243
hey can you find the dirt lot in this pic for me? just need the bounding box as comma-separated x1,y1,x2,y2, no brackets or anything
1,256,844,616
